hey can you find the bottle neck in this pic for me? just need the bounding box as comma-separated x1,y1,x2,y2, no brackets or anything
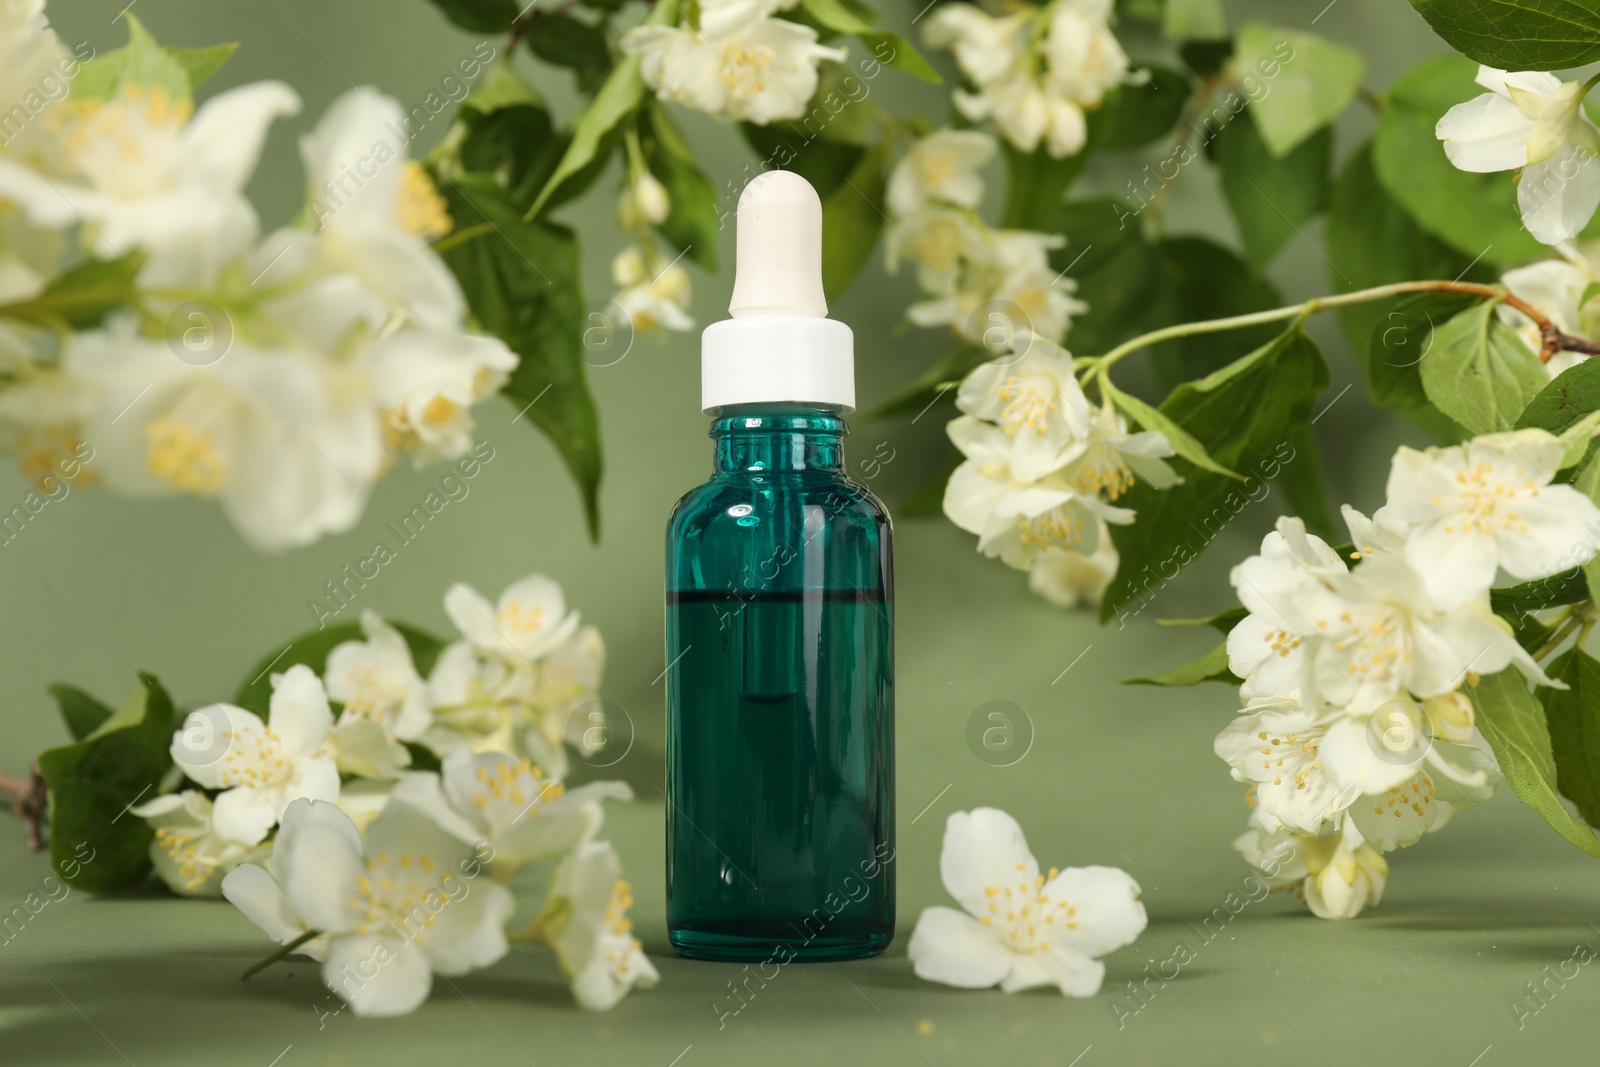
710,404,847,475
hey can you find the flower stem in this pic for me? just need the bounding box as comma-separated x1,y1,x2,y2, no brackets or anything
1093,279,1600,373
240,929,321,981
1534,614,1586,663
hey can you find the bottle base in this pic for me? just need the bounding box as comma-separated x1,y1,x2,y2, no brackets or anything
669,919,892,962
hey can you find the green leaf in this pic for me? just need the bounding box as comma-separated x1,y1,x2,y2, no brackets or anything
7,254,145,330
49,685,114,742
1576,451,1600,604
1421,301,1549,435
1048,199,1168,356
1146,237,1283,390
1277,421,1337,537
439,174,604,537
425,0,521,33
642,103,720,271
1475,667,1600,858
1489,568,1589,615
1326,140,1486,350
165,43,239,90
1157,606,1248,633
870,345,985,420
1125,641,1238,686
1543,648,1600,829
525,13,612,95
821,138,890,301
458,103,567,212
36,674,178,893
1235,23,1363,157
1407,0,1600,71
1364,293,1479,413
463,61,545,114
234,622,444,716
1101,328,1329,623
1103,379,1242,479
1516,356,1600,436
1094,67,1192,150
1373,55,1547,264
1216,117,1330,265
1164,0,1227,39
799,0,942,84
1001,141,1094,231
72,13,190,102
528,1,677,218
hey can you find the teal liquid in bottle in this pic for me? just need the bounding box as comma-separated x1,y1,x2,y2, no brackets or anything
664,172,894,962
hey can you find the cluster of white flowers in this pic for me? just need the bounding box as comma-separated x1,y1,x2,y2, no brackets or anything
886,129,1086,346
924,0,1132,158
127,572,651,1013
0,5,517,551
1438,65,1600,246
623,0,845,125
940,321,1177,606
1220,428,1600,918
609,165,693,335
907,807,1147,996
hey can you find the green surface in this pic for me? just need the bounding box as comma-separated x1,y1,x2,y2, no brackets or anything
5,0,1600,1063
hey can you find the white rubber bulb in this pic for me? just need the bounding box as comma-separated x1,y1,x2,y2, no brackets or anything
727,169,828,319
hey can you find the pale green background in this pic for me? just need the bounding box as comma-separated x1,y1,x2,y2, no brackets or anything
5,1,1600,1064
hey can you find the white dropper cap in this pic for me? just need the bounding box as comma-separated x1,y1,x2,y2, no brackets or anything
701,171,854,413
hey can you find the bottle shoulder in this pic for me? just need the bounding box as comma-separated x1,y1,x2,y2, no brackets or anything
669,473,891,535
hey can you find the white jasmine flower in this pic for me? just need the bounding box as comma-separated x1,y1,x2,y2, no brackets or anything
884,204,990,283
1065,402,1180,501
223,797,514,1017
372,329,517,463
132,790,269,897
1498,250,1600,376
295,87,463,328
0,0,68,155
1214,697,1356,836
612,255,694,332
335,778,395,834
987,231,1087,342
957,332,1093,481
445,573,583,663
63,318,385,552
1380,429,1600,607
1234,816,1387,919
1027,526,1118,608
1303,825,1388,919
0,81,299,284
625,14,846,126
395,749,631,876
1436,66,1600,245
325,610,434,744
425,639,530,758
170,665,340,846
1043,0,1129,109
886,130,996,218
907,808,1146,995
1228,515,1550,716
535,841,658,1011
923,5,1032,88
944,415,1133,569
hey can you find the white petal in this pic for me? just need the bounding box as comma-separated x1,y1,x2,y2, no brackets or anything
1520,146,1600,246
183,81,302,193
322,935,433,1016
1403,523,1500,608
211,786,281,846
422,879,514,975
939,808,1039,918
275,798,366,933
221,863,322,958
269,664,334,756
443,582,503,650
1000,946,1105,996
1437,92,1534,172
280,755,342,806
906,905,1013,988
1041,866,1147,957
